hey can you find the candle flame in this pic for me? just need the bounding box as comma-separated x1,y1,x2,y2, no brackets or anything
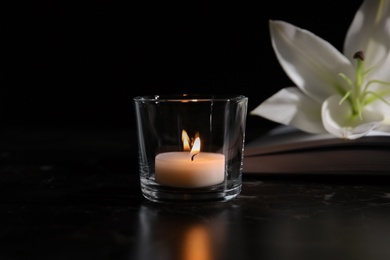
182,130,201,161
190,137,200,161
182,130,191,151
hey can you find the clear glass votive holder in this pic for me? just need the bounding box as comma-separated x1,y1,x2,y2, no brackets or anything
133,94,248,203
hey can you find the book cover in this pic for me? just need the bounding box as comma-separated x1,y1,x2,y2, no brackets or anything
243,126,390,174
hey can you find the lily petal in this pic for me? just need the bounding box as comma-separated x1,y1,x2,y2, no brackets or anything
321,95,384,139
367,96,390,130
251,87,326,134
270,20,355,102
344,0,390,81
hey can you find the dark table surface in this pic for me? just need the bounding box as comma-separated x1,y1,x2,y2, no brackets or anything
2,126,390,260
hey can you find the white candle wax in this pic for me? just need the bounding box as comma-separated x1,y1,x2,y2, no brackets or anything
155,152,225,188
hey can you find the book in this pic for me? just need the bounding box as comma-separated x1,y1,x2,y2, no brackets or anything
243,125,390,174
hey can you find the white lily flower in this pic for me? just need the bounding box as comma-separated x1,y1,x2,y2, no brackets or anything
251,0,390,139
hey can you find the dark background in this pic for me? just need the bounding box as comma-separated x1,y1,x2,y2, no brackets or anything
2,1,363,130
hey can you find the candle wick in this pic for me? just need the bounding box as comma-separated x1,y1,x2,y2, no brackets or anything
191,153,198,161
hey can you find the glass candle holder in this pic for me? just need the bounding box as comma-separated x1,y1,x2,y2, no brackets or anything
133,94,248,203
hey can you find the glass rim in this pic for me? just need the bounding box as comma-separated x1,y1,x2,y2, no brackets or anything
133,94,247,102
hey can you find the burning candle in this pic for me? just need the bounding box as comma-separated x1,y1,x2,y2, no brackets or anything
155,130,225,188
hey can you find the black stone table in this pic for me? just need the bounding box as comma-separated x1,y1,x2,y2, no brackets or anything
1,127,390,260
